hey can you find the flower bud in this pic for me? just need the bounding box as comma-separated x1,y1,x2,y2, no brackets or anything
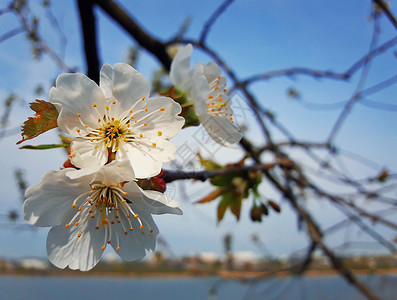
250,206,262,222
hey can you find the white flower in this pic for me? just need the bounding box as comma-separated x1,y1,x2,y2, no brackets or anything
24,160,182,271
170,44,243,146
50,63,185,179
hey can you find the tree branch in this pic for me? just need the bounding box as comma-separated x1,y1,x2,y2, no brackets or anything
95,0,172,70
77,0,100,83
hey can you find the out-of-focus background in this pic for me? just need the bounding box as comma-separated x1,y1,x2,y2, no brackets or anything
1,1,397,299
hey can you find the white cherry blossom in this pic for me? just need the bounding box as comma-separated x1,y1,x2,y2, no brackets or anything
170,44,242,146
50,63,184,178
24,160,182,271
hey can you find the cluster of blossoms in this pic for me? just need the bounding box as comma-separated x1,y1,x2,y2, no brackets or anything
23,44,242,271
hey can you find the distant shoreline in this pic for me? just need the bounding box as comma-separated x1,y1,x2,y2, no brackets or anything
2,268,397,279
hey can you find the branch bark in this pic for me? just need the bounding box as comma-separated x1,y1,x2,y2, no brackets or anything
77,0,100,83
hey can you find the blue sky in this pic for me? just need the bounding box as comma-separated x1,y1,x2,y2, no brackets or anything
0,0,396,260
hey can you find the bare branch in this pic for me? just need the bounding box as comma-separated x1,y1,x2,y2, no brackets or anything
199,0,235,43
373,0,397,30
78,0,101,83
0,26,24,43
95,0,172,70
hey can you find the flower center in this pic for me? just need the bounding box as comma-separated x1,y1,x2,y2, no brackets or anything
206,76,234,123
71,97,165,157
65,181,153,252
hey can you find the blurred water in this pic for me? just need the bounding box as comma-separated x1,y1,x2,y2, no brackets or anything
0,274,396,300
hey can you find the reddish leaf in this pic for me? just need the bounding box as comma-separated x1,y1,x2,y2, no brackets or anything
195,187,226,204
17,100,59,144
268,200,281,213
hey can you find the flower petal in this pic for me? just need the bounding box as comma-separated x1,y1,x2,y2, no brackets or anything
99,64,114,99
133,96,184,139
49,73,106,134
69,138,108,169
170,44,194,91
109,63,150,113
46,219,105,271
199,114,243,146
24,169,90,227
110,208,157,261
117,139,176,178
202,62,221,83
135,187,183,216
91,159,135,185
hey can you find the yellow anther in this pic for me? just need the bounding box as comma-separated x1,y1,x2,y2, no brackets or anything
100,218,109,226
139,134,143,138
152,143,157,147
160,107,165,111
218,98,223,101
124,192,128,196
78,233,81,238
115,147,119,151
217,76,221,79
77,113,81,117
93,103,97,107
129,110,133,113
208,96,214,99
65,224,70,228
145,108,148,112
141,96,145,101
76,129,80,133
131,116,135,119
75,222,79,226
95,145,98,149
157,131,162,136
144,123,147,126
72,203,76,208
134,214,139,218
101,246,105,251
105,106,109,110
140,225,144,229
84,125,88,128
78,208,82,211
112,100,116,104
214,86,219,91
116,247,120,251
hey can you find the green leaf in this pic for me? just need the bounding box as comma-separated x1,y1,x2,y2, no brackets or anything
17,100,59,144
197,153,222,171
160,86,199,129
19,144,67,150
217,195,230,223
